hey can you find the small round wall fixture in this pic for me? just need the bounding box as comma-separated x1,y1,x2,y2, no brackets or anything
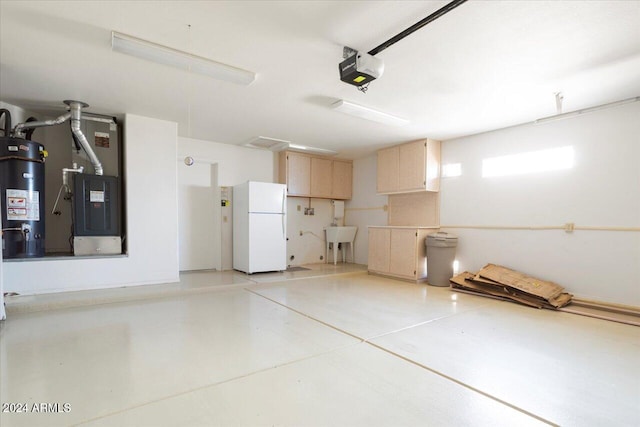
184,156,194,166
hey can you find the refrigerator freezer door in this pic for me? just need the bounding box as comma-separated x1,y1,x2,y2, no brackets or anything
248,213,286,273
248,182,286,214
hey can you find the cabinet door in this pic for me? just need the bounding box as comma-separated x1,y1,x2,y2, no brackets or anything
425,139,441,192
332,160,352,200
368,228,391,273
377,146,399,194
398,140,426,192
286,152,311,196
389,228,418,278
310,157,332,198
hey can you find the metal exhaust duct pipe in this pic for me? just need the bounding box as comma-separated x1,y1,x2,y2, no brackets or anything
13,112,71,137
65,100,103,176
11,100,104,176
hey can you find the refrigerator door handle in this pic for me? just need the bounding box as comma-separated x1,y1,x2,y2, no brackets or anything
281,187,286,240
282,187,286,214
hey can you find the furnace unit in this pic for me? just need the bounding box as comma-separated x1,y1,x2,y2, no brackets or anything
72,173,121,255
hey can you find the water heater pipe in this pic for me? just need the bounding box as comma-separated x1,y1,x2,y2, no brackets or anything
11,100,104,176
62,163,85,188
12,112,71,137
66,100,103,175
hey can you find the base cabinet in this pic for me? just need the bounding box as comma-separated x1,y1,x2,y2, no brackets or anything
368,227,433,281
367,228,390,273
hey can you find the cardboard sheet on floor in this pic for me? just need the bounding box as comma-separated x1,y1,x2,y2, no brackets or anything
451,266,640,325
450,264,573,310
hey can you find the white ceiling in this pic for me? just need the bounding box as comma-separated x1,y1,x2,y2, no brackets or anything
1,1,639,158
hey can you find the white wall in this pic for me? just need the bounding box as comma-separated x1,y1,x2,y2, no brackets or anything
177,137,275,186
177,160,220,271
440,102,640,306
3,114,180,295
345,154,389,265
286,197,333,266
177,137,275,270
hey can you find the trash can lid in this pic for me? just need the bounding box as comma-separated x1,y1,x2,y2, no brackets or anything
427,231,457,240
426,232,458,244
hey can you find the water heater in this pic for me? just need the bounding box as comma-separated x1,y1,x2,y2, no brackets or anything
0,137,47,258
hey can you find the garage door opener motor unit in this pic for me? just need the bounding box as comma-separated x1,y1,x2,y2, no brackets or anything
338,0,468,92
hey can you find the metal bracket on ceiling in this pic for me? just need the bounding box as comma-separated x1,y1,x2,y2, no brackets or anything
555,92,564,114
343,46,357,59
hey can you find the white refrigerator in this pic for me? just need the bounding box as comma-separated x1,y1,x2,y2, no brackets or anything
233,181,287,274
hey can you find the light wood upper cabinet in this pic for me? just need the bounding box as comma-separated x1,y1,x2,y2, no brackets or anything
398,140,427,191
279,151,352,199
282,152,311,196
376,146,399,194
376,139,440,194
310,157,333,198
332,160,352,200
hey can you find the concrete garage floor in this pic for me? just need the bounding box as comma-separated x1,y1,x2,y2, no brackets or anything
1,264,638,426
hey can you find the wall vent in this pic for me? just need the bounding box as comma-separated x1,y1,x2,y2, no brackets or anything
243,136,338,156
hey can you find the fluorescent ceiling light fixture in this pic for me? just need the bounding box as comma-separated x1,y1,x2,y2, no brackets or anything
535,96,639,124
111,31,256,85
331,100,409,127
287,144,338,156
482,146,574,178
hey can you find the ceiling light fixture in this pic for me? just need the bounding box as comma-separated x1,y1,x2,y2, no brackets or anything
331,100,409,127
287,144,338,156
111,31,256,85
535,96,639,124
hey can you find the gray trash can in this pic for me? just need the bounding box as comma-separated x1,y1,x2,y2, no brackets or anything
425,232,458,287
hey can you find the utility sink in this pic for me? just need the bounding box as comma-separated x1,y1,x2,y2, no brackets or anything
324,226,358,265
